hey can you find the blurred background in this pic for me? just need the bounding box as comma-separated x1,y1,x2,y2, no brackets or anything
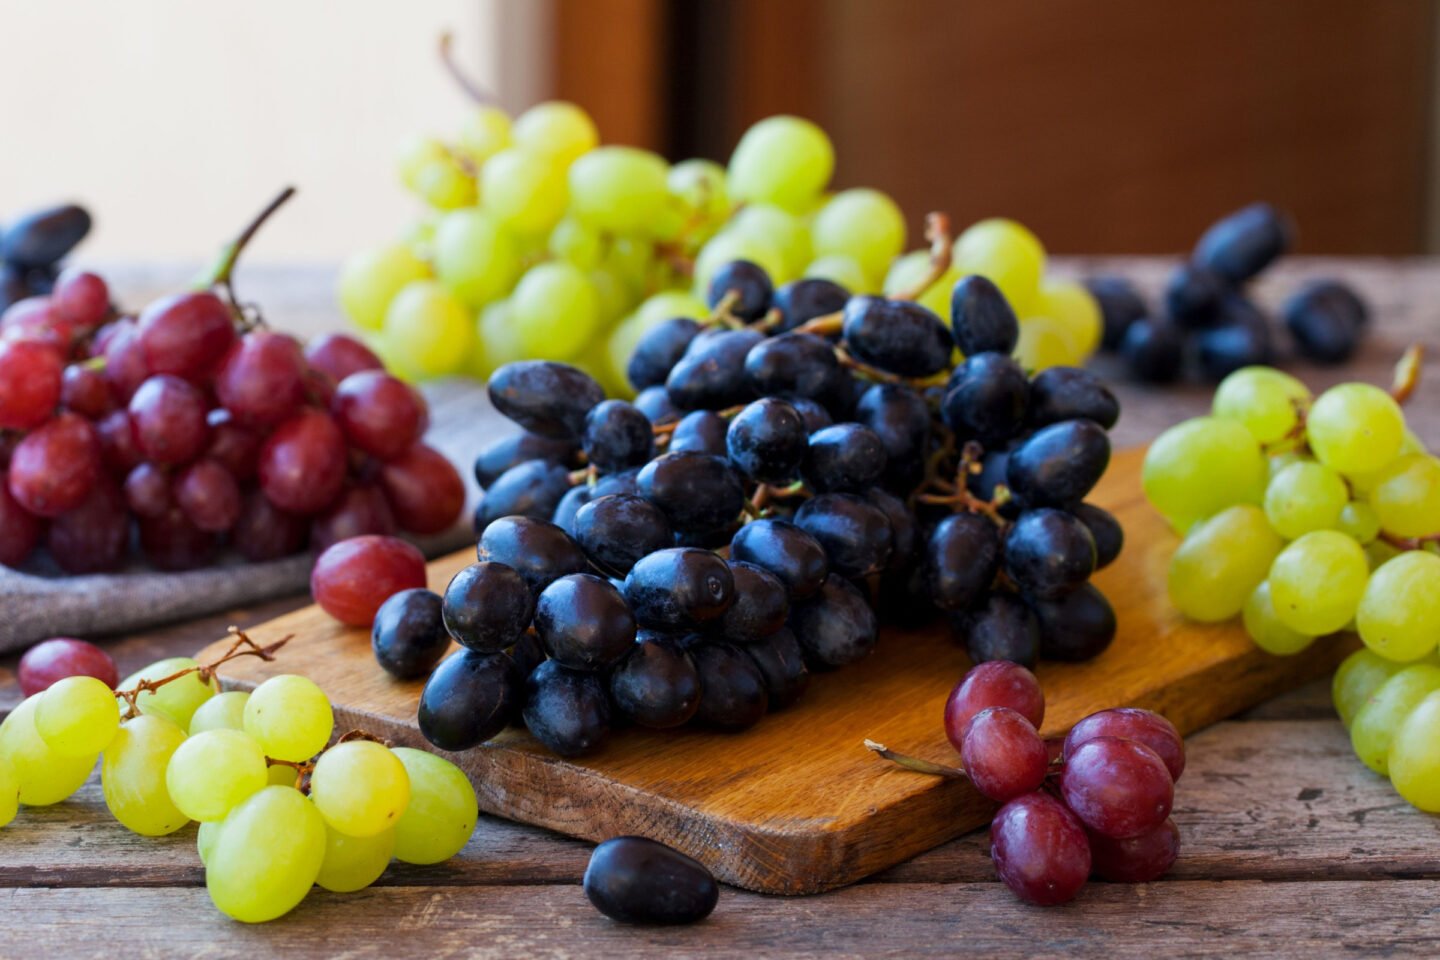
1,0,1436,260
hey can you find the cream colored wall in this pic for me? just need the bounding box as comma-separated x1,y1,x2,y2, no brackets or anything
0,0,549,262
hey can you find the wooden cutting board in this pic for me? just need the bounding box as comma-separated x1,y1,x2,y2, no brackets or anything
199,447,1355,895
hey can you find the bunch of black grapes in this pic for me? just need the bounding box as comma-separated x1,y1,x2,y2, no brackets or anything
0,204,92,311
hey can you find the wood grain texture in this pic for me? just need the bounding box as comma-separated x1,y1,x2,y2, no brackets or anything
198,447,1355,895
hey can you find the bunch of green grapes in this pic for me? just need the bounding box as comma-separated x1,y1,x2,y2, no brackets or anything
340,104,1099,393
0,659,479,924
1332,648,1440,812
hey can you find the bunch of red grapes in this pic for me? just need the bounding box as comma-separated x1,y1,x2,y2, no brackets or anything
0,271,464,574
944,661,1184,905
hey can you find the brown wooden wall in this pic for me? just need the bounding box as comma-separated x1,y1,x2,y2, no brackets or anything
555,0,1436,255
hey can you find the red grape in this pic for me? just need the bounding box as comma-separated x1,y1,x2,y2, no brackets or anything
214,330,307,426
1,297,74,352
961,707,1049,803
101,321,150,403
96,409,142,475
128,375,209,465
232,489,308,562
944,660,1045,753
332,371,428,461
258,409,348,514
174,459,242,532
1087,819,1181,883
61,363,114,418
310,483,396,552
18,637,119,696
379,443,465,535
136,291,236,381
47,479,129,573
304,366,338,408
990,792,1091,906
138,505,217,571
306,333,382,382
204,408,263,480
52,269,110,327
123,463,172,518
0,339,63,429
1060,736,1174,840
311,534,427,626
89,320,125,358
8,412,101,516
1063,708,1186,783
0,474,43,567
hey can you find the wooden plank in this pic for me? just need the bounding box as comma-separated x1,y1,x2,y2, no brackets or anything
197,447,1356,895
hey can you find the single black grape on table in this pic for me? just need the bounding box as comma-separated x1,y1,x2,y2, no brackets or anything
583,837,719,925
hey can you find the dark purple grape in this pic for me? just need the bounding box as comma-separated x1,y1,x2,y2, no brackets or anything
741,626,809,710
634,384,681,424
1088,819,1181,883
949,274,1019,356
583,400,654,473
1027,367,1119,431
1060,736,1174,839
773,277,849,333
583,837,719,925
442,561,535,653
1003,508,1096,599
473,459,574,530
476,515,589,596
788,574,877,668
726,397,806,483
801,424,887,494
717,561,789,643
1006,419,1110,508
793,492,893,578
372,588,450,679
418,649,517,750
854,384,929,482
743,333,842,401
1084,274,1148,351
0,204,91,267
841,296,953,377
665,328,763,410
551,484,594,535
990,793,1091,906
1193,202,1291,283
965,449,1012,505
864,488,917,568
1196,299,1274,381
1283,280,1367,364
691,642,769,730
669,410,728,456
707,260,772,321
488,361,605,440
1064,708,1185,783
927,513,1000,611
627,317,702,390
960,706,1049,802
1164,263,1227,328
954,592,1041,668
534,573,636,671
1028,582,1116,662
942,352,1028,445
624,547,734,629
729,518,829,600
473,432,578,487
1119,319,1185,384
636,450,745,533
574,493,672,577
609,635,700,729
523,660,611,756
1071,503,1123,569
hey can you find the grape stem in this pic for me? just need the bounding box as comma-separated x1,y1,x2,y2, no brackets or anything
1391,343,1424,405
915,441,1012,526
437,30,498,106
200,186,298,329
1380,530,1440,551
891,212,954,303
793,312,843,337
113,626,291,720
863,739,968,779
703,289,746,330
836,344,952,390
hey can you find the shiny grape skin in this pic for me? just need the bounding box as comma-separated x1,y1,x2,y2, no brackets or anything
729,518,829,600
691,642,770,730
332,371,429,461
17,637,118,696
1027,367,1119,431
0,340,63,431
136,291,237,382
310,484,398,552
551,484,593,535
955,592,1042,668
1196,298,1274,382
669,410,729,456
717,561,790,643
608,635,701,729
1061,736,1174,840
785,397,833,435
1064,708,1186,783
788,574,878,669
1027,583,1116,663
7,412,100,517
473,432,579,487
0,204,92,267
523,660,611,757
960,707,1049,802
1163,262,1227,329
1119,319,1185,384
311,535,427,626
232,490,308,562
473,459,574,530
534,573,637,670
623,547,735,629
476,515,589,596
1193,202,1291,284
583,837,719,925
841,296,954,377
174,459,242,533
636,450,746,533
371,588,451,679
574,494,673,577
1087,819,1181,883
488,360,606,440
47,479,128,574
213,330,308,427
1006,419,1110,509
305,332,383,383
942,352,1029,446
990,793,1092,906
864,488,918,569
949,274,1019,356
0,473,42,566
627,317,701,390
741,626,809,711
942,660,1045,754
204,409,264,480
257,409,348,515
442,561,535,653
101,321,150,404
418,649,517,751
60,363,113,419
773,277,850,333
707,259,773,322
726,397,806,484
794,492,893,578
801,424,888,494
634,385,681,424
966,450,1012,505
665,328,763,410
853,384,930,482
1084,274,1148,351
742,333,843,401
1283,280,1367,365
1003,508,1096,600
1071,503,1123,569
582,400,654,473
926,513,1000,611
128,375,209,466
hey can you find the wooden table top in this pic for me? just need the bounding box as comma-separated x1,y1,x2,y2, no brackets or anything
3,257,1439,957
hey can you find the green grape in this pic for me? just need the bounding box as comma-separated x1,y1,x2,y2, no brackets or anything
310,741,410,838
1142,416,1267,533
1031,279,1102,358
1268,530,1369,636
667,158,731,233
0,754,17,828
165,729,269,823
731,204,813,281
197,819,222,865
1388,690,1440,812
1168,505,1283,622
1356,551,1440,662
1263,460,1348,539
433,209,520,308
404,215,438,260
391,747,478,864
1014,315,1081,372
395,135,447,191
456,105,512,168
268,763,299,787
1349,664,1440,774
1372,454,1440,538
635,290,707,327
35,675,119,757
1337,501,1381,545
243,675,333,764
804,254,870,293
589,268,632,326
414,156,477,211
189,691,250,736
1307,382,1405,476
726,115,834,212
1212,366,1311,446
1402,427,1428,456
119,658,217,731
810,189,905,282
207,785,327,923
952,218,1046,315
337,244,431,333
0,697,95,806
1365,538,1402,572
1242,581,1315,655
102,714,189,836
1332,648,1408,728
694,230,788,296
382,280,475,378
883,251,959,318
473,300,522,379
511,101,598,164
510,262,601,360
481,148,568,235
548,217,603,270
568,146,670,235
317,825,395,893
603,236,657,297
